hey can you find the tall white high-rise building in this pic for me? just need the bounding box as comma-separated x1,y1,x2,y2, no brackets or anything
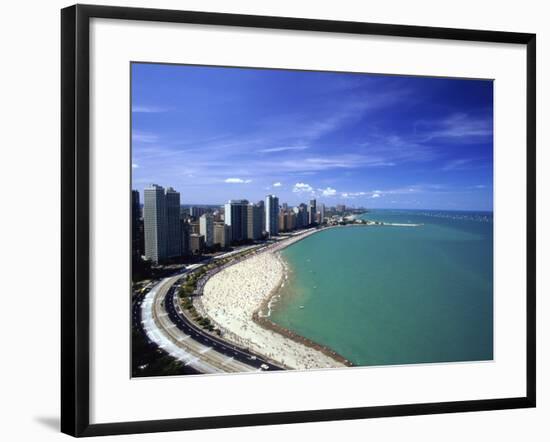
265,194,279,236
199,214,214,247
144,184,167,263
144,184,184,263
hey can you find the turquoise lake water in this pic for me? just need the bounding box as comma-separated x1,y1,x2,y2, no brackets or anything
270,209,494,367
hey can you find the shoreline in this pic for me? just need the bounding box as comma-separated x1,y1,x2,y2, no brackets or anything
252,251,353,367
197,222,420,369
197,227,350,369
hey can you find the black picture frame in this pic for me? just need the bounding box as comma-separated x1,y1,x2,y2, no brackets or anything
61,4,536,437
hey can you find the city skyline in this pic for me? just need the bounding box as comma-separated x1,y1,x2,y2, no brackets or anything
135,182,327,263
132,63,493,211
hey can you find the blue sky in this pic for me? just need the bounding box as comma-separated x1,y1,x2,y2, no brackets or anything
132,63,493,210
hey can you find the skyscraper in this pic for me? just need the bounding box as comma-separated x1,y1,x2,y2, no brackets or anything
287,210,296,231
278,210,295,232
278,211,286,232
308,199,317,225
265,194,279,236
292,206,302,228
214,222,232,248
199,214,214,247
247,203,263,240
131,190,142,260
257,200,266,232
165,187,182,258
144,184,167,263
224,200,249,242
319,203,325,224
181,220,190,256
143,184,185,264
299,203,308,227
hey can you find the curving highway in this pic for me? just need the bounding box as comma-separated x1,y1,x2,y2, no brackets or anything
163,283,282,371
139,274,283,374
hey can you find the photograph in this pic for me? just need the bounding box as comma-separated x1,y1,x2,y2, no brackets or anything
130,62,494,377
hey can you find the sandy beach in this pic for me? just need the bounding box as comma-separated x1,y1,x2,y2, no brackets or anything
196,230,348,370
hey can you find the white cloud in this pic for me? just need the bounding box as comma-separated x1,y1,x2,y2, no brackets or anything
272,182,282,187
342,191,367,199
132,130,158,144
319,187,337,197
293,182,314,193
371,193,381,198
259,146,309,153
132,163,139,169
417,113,492,143
273,154,396,174
132,105,169,113
224,178,252,184
442,158,475,171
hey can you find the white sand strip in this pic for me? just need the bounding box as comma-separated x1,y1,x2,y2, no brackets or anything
198,229,346,370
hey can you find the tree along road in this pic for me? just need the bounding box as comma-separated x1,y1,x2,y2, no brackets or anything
164,284,282,371
140,275,282,374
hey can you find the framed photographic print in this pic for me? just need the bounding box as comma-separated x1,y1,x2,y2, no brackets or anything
61,4,536,437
